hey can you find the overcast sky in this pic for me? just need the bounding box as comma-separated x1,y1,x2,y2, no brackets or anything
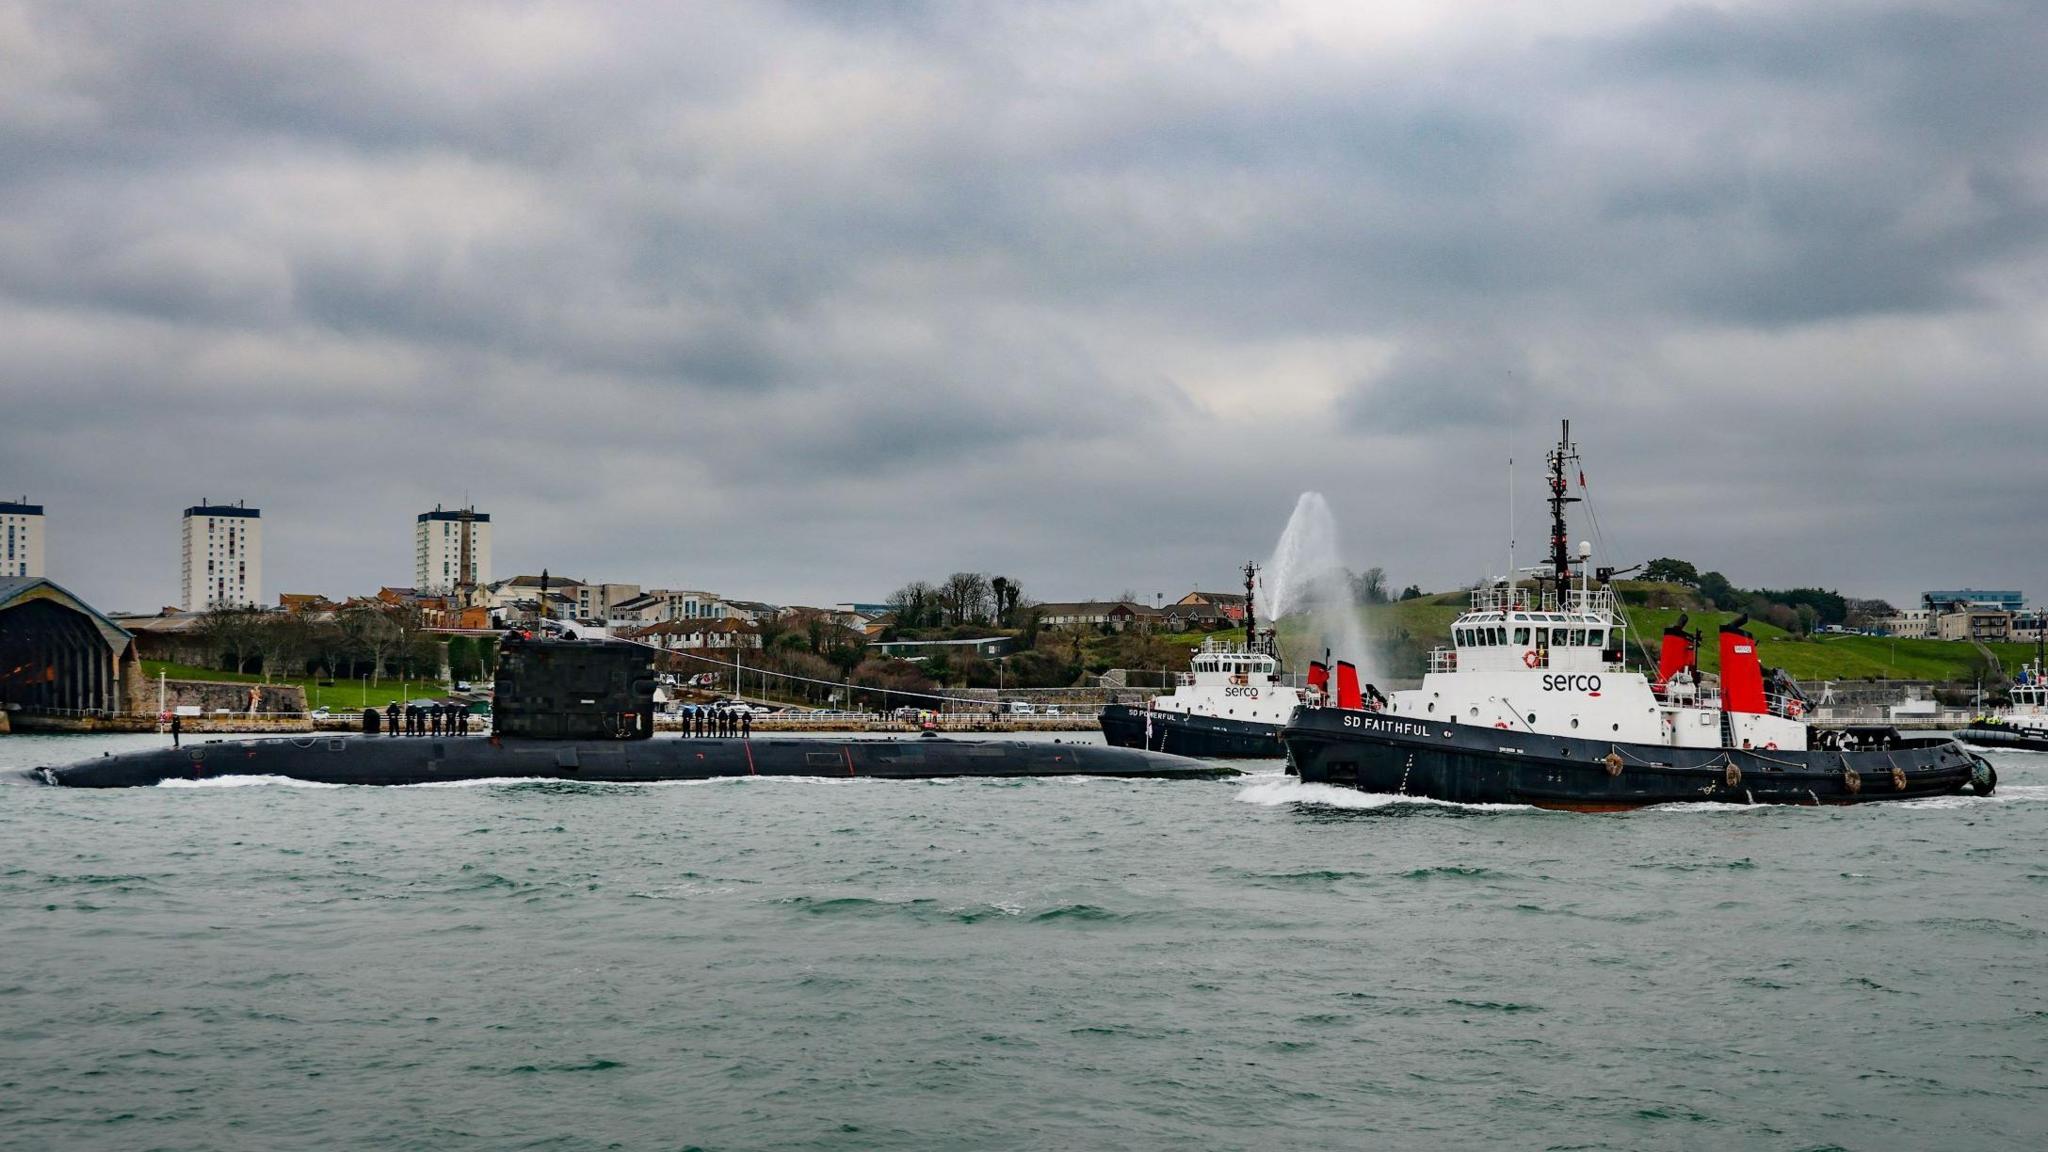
5,0,2045,613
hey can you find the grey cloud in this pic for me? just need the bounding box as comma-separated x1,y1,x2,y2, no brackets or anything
3,1,2046,612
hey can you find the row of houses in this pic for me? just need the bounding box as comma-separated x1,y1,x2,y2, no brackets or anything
1031,590,1249,633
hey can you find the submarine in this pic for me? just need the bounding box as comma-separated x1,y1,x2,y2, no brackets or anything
32,633,1234,788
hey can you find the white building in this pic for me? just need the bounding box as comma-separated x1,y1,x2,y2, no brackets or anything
415,505,492,593
1,499,43,578
181,501,262,610
606,589,731,630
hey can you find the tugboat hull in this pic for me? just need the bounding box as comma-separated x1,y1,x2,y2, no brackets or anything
1099,704,1286,760
1283,708,1994,810
32,735,1235,789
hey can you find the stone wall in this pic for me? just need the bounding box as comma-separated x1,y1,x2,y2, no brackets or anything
126,677,308,717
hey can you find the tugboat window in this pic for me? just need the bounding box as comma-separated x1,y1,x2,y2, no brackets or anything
1527,713,1537,724
1513,628,1530,645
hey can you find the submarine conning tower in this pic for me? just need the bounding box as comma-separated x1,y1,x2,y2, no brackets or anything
490,633,656,741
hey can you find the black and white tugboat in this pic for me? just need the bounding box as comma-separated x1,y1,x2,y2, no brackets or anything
1956,648,2048,752
1099,563,1317,759
1282,422,1998,809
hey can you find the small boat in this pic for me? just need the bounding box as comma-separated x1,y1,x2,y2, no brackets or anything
1281,421,1998,809
1956,658,2048,752
1100,563,1311,758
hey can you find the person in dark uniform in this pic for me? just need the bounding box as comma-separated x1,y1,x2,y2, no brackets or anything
386,701,400,736
170,712,182,749
741,711,752,739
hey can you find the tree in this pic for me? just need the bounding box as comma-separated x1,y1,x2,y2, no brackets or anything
1399,585,1423,601
446,635,477,683
1352,567,1389,605
941,572,993,627
1696,571,1739,611
886,581,938,630
1845,598,1895,630
252,613,310,683
198,606,264,674
1641,557,1700,586
340,605,404,686
990,576,1024,627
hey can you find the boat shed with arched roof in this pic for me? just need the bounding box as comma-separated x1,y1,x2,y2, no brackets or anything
0,577,137,722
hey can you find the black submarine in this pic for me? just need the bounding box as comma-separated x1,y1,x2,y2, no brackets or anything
33,633,1234,788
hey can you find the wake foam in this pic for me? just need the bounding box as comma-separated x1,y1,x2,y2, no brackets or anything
157,775,345,789
1232,776,1532,812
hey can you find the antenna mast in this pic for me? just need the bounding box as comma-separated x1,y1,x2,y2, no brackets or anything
1546,420,1582,589
1243,560,1258,649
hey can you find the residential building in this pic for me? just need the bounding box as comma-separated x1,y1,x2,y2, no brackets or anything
606,589,731,630
2012,612,2044,645
485,574,584,623
628,618,764,652
575,583,641,624
1,499,43,579
415,506,491,593
1175,589,1248,625
1033,601,1160,632
1878,608,1933,638
181,501,262,611
1936,608,2012,643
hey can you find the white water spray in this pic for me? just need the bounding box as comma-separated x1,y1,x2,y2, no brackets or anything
1265,492,1377,682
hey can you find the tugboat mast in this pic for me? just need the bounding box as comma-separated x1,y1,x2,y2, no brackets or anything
1243,560,1258,650
1545,420,1583,590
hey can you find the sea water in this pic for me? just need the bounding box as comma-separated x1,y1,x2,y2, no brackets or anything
2,732,2043,1150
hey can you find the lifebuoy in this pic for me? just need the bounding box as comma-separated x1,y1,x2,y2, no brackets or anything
1522,650,1541,668
1494,721,1509,729
1764,741,1778,750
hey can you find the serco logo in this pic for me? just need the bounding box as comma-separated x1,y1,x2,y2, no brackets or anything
1224,686,1261,698
1542,673,1603,696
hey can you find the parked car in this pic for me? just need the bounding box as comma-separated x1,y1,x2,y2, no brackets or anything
310,707,331,720
1041,705,1062,717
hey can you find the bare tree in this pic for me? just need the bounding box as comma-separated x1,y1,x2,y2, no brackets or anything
340,605,404,686
886,581,938,630
942,572,993,626
252,613,311,684
198,606,264,674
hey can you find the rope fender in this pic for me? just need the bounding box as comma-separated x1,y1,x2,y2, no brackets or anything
1603,751,1623,777
1891,765,1908,791
1725,761,1742,789
1842,766,1862,795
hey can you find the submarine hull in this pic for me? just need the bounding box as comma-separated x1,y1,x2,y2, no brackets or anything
32,734,1235,788
1955,724,2048,753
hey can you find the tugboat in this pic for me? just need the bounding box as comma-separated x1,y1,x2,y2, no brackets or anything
1956,647,2048,752
34,632,1234,787
1281,421,1998,809
1099,563,1316,759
